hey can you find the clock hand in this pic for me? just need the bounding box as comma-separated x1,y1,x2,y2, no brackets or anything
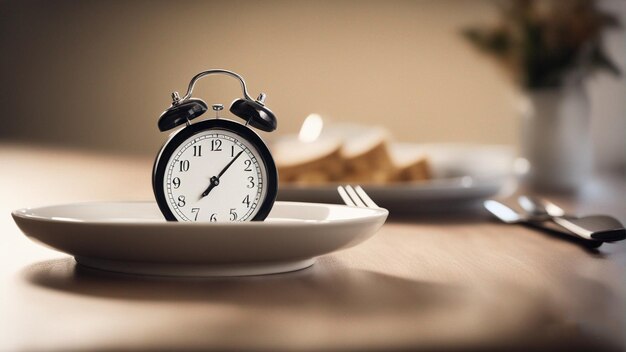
218,149,245,178
201,149,245,198
201,176,219,198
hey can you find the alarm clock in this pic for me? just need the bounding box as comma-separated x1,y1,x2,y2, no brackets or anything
152,69,278,222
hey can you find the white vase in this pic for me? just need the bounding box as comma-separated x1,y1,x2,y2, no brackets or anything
520,83,592,192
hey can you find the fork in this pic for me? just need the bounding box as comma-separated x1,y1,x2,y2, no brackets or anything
337,185,380,209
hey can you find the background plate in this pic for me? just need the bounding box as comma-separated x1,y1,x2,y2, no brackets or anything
278,143,517,214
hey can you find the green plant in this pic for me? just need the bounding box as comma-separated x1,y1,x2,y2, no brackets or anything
463,0,621,89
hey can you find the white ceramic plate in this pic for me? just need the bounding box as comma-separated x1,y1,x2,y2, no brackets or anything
278,143,516,213
12,201,388,277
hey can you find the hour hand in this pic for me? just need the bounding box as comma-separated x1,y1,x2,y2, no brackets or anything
201,176,219,198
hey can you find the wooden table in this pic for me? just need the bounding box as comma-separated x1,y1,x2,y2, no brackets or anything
1,144,624,351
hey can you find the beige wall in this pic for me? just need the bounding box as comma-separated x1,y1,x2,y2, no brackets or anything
0,0,623,169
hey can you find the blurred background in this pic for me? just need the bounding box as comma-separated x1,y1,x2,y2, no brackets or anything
0,0,624,172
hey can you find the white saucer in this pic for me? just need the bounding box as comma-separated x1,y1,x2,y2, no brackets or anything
12,201,388,277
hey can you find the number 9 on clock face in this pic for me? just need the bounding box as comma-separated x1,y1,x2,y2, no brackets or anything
153,119,278,222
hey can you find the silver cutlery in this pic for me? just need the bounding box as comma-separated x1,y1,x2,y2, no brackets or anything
484,199,603,248
517,196,626,242
337,185,380,209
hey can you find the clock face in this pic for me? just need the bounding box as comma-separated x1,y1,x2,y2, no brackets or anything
161,128,268,222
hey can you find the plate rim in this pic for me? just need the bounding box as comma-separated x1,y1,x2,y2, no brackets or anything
11,200,389,227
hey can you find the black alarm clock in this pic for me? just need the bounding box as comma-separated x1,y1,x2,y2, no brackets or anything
152,69,278,222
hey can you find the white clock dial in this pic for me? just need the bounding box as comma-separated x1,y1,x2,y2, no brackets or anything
163,129,267,222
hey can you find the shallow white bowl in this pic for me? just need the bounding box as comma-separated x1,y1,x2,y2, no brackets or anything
12,201,388,277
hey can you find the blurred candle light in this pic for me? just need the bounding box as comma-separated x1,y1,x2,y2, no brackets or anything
298,113,324,143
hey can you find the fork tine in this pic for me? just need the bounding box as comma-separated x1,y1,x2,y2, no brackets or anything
345,185,367,207
354,186,379,208
337,186,356,207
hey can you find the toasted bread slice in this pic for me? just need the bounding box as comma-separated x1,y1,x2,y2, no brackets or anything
273,137,344,184
389,144,431,182
339,125,395,184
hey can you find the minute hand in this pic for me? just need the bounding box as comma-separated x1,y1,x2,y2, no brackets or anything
218,149,244,178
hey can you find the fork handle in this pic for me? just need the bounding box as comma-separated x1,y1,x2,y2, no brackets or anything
551,217,593,240
524,221,602,248
553,216,626,241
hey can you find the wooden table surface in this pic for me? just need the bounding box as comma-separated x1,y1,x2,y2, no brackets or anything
1,144,624,351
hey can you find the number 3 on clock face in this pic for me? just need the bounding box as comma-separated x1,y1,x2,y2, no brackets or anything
153,119,278,222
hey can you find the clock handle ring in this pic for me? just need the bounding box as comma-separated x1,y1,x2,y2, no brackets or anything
181,69,254,102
